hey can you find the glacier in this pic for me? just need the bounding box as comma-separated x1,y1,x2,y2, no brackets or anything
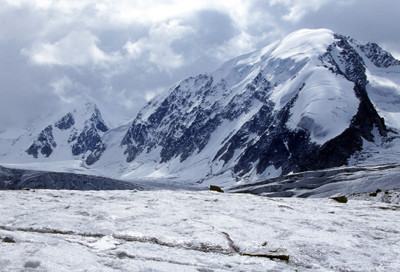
0,189,399,271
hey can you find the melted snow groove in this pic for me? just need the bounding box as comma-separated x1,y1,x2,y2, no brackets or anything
221,232,240,253
221,232,290,261
113,233,230,255
0,225,231,255
114,251,214,269
0,225,290,262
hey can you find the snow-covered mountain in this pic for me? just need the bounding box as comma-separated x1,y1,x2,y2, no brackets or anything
1,29,400,186
114,29,400,184
0,102,109,166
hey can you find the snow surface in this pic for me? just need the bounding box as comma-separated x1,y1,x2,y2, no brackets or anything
270,28,334,61
0,190,399,271
286,66,358,145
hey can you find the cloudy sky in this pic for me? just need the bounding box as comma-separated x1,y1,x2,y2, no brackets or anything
1,0,399,131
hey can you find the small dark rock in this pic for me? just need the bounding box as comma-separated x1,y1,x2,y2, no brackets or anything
197,269,214,272
2,236,16,243
209,185,224,193
24,261,41,269
331,196,348,204
116,251,129,259
370,189,383,197
242,252,290,262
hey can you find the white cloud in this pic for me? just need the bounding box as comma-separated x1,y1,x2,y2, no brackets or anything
269,0,349,22
24,30,116,66
124,20,194,71
50,77,75,103
214,32,257,60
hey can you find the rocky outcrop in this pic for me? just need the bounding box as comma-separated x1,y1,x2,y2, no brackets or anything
25,103,109,165
26,126,57,158
55,113,75,130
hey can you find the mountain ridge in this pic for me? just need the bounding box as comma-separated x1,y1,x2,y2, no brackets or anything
1,28,400,186
116,29,400,184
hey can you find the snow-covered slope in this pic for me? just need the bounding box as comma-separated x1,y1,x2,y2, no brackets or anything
1,28,400,186
0,190,399,271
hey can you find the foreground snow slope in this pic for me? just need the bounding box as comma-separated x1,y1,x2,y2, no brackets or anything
0,190,399,271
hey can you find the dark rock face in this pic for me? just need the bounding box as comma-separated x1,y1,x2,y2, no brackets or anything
90,107,109,133
122,72,275,165
70,107,109,165
122,75,224,163
0,165,142,190
25,104,109,164
223,92,319,176
72,124,106,165
26,126,57,158
55,113,75,130
358,42,400,68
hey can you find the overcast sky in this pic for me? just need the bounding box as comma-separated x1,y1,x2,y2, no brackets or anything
1,0,399,131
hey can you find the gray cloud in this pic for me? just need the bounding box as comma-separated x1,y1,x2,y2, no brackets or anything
0,0,399,133
296,0,400,55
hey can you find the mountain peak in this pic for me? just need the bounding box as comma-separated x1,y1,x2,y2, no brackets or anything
270,28,335,61
0,99,110,166
212,28,336,87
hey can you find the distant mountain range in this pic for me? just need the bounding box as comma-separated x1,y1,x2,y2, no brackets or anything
1,29,400,187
